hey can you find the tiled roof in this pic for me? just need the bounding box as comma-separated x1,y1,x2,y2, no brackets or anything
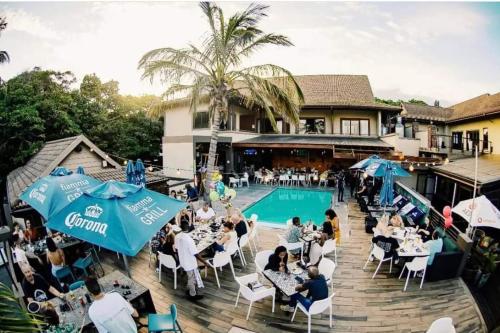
401,102,454,122
448,92,500,122
279,75,400,110
89,168,169,184
233,134,393,148
6,135,121,208
432,155,500,185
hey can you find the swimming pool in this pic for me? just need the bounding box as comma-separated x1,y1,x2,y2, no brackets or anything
243,188,333,227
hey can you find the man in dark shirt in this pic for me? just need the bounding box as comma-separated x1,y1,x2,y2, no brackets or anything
372,235,400,259
185,184,198,202
281,266,329,312
21,266,64,303
337,171,345,202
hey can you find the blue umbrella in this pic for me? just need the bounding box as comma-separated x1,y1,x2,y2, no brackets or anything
379,167,395,207
19,167,101,220
349,155,381,170
125,160,136,184
75,166,85,175
46,181,187,256
365,160,410,178
135,159,146,188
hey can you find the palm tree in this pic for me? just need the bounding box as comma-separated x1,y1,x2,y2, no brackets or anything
139,2,304,197
0,17,10,84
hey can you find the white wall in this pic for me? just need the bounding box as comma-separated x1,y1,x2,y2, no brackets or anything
163,141,194,179
381,133,421,157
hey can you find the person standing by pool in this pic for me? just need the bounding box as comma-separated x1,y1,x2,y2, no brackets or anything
337,171,345,202
176,220,208,301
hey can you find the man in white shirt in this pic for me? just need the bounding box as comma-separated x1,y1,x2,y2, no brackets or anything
175,220,209,300
85,276,138,333
195,202,216,222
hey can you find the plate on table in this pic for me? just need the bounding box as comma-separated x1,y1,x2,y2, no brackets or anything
291,267,303,275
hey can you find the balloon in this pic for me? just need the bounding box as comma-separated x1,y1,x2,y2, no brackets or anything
224,186,230,195
216,181,225,196
444,216,453,229
208,182,215,189
443,206,452,218
209,191,220,202
227,189,236,200
218,174,223,181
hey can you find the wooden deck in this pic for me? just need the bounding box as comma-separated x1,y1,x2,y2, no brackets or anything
101,194,485,333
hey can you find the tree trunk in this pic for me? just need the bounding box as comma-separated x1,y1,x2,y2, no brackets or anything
204,103,222,203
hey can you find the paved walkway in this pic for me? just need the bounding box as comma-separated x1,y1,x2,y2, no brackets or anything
101,185,485,333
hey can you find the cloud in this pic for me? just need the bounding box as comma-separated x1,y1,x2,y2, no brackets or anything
1,7,62,40
0,2,498,106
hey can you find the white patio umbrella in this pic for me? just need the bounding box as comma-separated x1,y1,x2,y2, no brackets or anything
452,195,500,230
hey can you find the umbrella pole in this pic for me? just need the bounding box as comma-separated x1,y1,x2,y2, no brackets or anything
467,146,479,238
123,255,131,278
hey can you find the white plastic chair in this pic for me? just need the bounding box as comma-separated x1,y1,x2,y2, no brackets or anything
291,293,335,333
278,234,303,262
278,175,287,186
205,251,236,288
235,273,276,320
321,239,337,264
426,317,456,333
240,173,250,187
319,177,327,187
254,171,263,184
291,175,298,186
399,256,429,291
158,253,181,289
229,177,239,188
227,240,245,267
318,257,336,290
298,174,306,186
254,250,273,276
362,244,393,279
238,234,252,262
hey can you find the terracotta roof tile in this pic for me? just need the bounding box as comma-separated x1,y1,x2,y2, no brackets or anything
448,92,500,122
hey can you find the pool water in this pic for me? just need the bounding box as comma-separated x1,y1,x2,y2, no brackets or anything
243,188,333,227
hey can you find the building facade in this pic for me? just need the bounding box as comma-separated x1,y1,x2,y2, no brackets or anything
162,75,401,178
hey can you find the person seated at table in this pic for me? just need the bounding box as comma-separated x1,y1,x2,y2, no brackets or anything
265,246,289,273
45,236,66,280
85,275,139,333
12,222,26,243
170,190,178,199
157,226,179,268
176,208,193,227
21,266,64,303
389,214,404,229
280,266,328,313
416,217,432,242
213,222,237,253
185,184,198,202
24,219,39,243
11,234,42,272
371,230,400,261
321,209,341,246
285,217,302,256
425,230,443,266
196,202,216,223
231,214,247,242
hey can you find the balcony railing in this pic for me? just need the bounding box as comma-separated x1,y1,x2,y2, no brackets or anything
421,134,493,156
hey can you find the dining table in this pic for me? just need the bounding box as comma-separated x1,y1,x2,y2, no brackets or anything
262,262,309,297
45,270,155,333
189,220,224,253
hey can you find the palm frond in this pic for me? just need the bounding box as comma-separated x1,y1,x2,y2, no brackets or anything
0,283,44,332
0,50,9,64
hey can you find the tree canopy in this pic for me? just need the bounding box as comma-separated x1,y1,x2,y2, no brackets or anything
0,68,163,177
375,97,428,106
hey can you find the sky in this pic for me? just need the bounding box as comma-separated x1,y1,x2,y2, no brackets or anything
1,1,499,106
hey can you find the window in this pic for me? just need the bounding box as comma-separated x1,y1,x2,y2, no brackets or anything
483,128,489,150
298,118,325,134
452,131,462,150
193,112,209,129
239,114,255,132
341,119,369,135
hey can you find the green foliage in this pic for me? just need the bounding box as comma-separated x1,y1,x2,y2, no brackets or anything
0,282,44,332
375,97,428,106
0,68,163,177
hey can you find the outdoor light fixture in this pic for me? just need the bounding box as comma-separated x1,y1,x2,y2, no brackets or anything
416,163,420,166
176,169,181,175
444,158,449,165
425,163,429,167
363,172,368,178
148,166,153,172
409,164,414,172
123,160,127,165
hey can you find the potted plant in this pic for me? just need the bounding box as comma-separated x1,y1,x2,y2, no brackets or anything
476,248,498,288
